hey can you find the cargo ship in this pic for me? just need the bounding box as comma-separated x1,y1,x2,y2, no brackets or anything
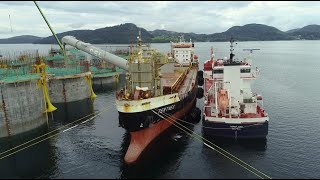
202,38,269,139
61,33,200,164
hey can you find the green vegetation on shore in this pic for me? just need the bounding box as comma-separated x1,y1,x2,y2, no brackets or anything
1,23,320,44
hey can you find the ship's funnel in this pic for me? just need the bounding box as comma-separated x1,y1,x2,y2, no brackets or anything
61,36,128,71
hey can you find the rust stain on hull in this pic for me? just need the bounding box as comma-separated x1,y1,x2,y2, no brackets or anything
123,103,130,113
62,79,67,103
1,88,10,136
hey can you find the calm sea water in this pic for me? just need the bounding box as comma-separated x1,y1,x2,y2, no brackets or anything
0,40,320,179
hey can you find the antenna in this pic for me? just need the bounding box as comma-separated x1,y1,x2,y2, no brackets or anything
229,37,235,62
243,49,260,65
9,14,12,32
137,30,142,63
243,49,260,53
178,34,185,43
137,29,142,46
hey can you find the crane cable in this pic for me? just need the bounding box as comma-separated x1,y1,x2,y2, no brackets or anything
152,109,271,179
0,104,114,160
154,110,270,179
33,1,64,51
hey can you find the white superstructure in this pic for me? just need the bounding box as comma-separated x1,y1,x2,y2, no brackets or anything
203,40,268,123
170,35,195,66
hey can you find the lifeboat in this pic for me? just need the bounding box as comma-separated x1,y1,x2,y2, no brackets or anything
257,95,263,100
203,59,213,71
218,89,229,116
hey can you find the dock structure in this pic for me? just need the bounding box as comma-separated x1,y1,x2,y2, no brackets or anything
91,47,127,91
0,51,48,139
42,48,95,122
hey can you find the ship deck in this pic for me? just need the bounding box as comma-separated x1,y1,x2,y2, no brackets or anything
161,71,182,87
162,67,196,95
178,68,196,94
204,105,267,119
203,75,267,119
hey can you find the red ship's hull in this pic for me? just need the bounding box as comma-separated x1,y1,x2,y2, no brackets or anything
124,96,196,164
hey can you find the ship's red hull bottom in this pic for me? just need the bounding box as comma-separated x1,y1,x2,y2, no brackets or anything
124,97,196,164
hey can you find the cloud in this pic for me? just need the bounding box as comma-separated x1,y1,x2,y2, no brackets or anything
0,1,319,38
69,22,86,29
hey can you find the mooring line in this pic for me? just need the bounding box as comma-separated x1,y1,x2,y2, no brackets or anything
160,110,271,178
165,114,263,130
152,109,271,179
0,104,114,160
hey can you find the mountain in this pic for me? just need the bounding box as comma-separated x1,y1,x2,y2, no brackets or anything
207,24,295,41
148,29,180,42
2,23,320,44
287,25,320,40
34,23,153,44
0,35,42,44
149,29,179,37
295,24,320,32
148,29,209,42
286,28,301,33
34,23,299,44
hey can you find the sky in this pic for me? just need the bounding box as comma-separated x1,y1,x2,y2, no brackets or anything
0,1,319,39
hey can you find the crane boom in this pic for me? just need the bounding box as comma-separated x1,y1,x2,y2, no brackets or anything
61,36,129,71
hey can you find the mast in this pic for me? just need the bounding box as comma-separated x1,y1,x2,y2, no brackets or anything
210,47,213,61
229,37,235,62
9,15,12,32
137,30,143,63
179,34,185,43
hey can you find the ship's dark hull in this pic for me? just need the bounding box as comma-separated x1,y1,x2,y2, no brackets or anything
202,119,268,139
119,82,197,132
118,73,198,164
124,95,196,164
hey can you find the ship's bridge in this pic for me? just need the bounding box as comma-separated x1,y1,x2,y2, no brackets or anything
172,44,193,65
211,64,259,80
170,35,194,66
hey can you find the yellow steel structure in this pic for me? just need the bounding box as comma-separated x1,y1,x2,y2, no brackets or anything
34,59,57,113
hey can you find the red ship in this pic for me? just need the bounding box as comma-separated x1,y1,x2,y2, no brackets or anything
202,38,269,139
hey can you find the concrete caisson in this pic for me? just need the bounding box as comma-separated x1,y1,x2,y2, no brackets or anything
0,78,47,138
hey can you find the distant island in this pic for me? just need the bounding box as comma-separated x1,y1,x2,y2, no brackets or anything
1,23,320,44
0,35,42,44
